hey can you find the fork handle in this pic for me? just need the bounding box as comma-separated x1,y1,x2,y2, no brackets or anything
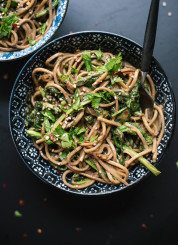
141,0,160,72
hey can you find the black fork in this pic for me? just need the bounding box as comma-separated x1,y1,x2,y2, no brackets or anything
139,0,160,115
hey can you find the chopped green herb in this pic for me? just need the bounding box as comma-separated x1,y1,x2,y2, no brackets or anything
82,50,92,72
75,71,103,87
85,159,98,171
111,76,123,85
35,0,59,18
90,135,98,143
71,66,79,74
0,7,6,12
95,48,103,60
0,14,18,38
39,86,45,97
41,108,55,122
84,115,94,124
60,133,74,148
105,52,122,73
59,150,70,160
27,37,36,46
83,91,114,109
44,117,51,133
26,129,42,138
59,74,71,81
112,107,127,117
72,173,90,185
72,89,83,111
14,210,22,217
39,22,47,34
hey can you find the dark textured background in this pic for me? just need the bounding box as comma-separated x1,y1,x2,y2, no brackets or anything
0,0,178,244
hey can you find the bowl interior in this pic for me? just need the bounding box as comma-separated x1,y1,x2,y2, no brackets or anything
0,0,68,61
9,32,176,195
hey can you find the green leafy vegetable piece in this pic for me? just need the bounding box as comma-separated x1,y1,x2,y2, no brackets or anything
94,65,107,73
71,66,79,74
72,127,86,136
59,150,70,160
60,133,74,148
83,92,101,109
45,86,61,95
69,127,86,144
115,109,131,122
0,7,6,12
42,102,60,113
119,124,136,135
78,134,85,144
112,107,127,117
72,89,83,111
90,135,98,143
26,129,42,138
82,50,92,72
134,111,144,117
41,108,55,122
84,115,94,124
58,165,68,171
112,127,124,149
93,53,122,74
49,161,67,171
94,48,103,60
39,22,47,34
59,74,71,81
85,159,98,171
71,173,90,185
176,162,178,169
52,100,91,132
4,0,11,13
54,126,66,136
83,91,114,109
123,145,161,176
39,86,45,97
94,107,109,118
35,0,59,18
27,37,36,46
125,84,140,112
44,117,51,133
75,71,103,87
91,96,101,109
110,76,123,85
14,210,22,217
105,52,122,72
129,122,153,145
0,14,18,38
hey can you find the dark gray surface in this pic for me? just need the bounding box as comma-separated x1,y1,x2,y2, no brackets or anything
0,0,178,244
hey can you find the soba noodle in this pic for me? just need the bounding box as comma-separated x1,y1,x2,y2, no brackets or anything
0,0,59,51
25,50,164,189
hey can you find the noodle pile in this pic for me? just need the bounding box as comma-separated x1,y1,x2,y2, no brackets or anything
26,50,165,189
0,0,59,52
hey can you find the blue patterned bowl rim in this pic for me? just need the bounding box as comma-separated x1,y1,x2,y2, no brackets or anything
9,31,176,195
0,0,69,62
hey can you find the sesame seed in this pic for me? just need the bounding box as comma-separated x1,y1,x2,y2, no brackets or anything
162,1,167,7
168,12,172,16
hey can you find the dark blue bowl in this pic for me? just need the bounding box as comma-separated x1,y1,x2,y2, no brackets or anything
9,31,176,195
0,0,69,62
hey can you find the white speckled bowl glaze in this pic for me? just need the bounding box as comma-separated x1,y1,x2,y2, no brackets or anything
0,0,69,62
9,32,176,195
